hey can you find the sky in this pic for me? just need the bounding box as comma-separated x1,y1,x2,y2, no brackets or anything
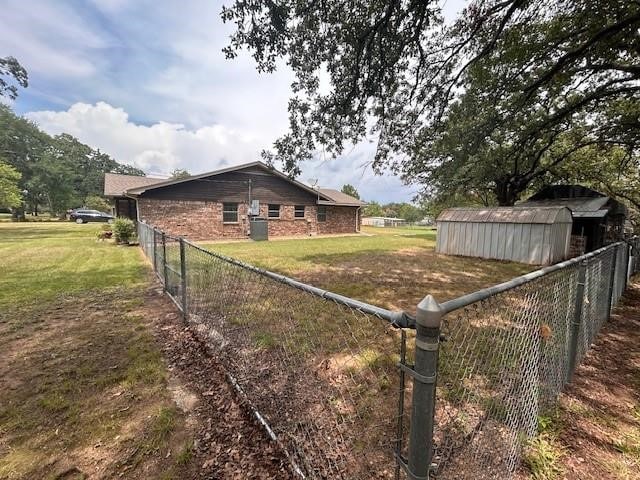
0,0,465,203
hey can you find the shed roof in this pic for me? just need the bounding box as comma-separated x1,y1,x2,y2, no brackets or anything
104,173,163,197
437,206,573,224
522,184,628,218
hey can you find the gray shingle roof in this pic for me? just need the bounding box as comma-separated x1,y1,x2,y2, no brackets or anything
103,164,363,207
317,188,366,206
104,173,164,197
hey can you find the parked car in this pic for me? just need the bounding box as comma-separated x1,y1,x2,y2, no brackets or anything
69,209,115,224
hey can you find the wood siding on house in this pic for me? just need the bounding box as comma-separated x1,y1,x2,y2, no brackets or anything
138,166,319,205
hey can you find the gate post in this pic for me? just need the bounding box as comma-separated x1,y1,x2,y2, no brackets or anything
567,260,587,383
162,231,168,291
624,243,631,290
179,237,188,320
406,295,442,479
606,243,619,318
152,228,158,273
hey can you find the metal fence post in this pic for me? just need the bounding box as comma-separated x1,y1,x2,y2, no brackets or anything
162,231,168,291
567,260,587,383
152,228,158,273
406,295,442,479
606,243,619,318
624,243,631,290
179,237,187,320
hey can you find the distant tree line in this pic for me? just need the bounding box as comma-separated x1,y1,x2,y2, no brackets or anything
0,104,144,216
0,57,143,217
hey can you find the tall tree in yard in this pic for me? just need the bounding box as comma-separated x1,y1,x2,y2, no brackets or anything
0,160,22,208
222,0,640,205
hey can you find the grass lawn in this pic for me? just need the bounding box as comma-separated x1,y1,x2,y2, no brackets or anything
0,222,196,479
0,222,145,309
201,225,530,313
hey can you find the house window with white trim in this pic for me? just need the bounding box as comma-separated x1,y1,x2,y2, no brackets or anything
317,206,327,222
223,203,238,223
294,205,305,218
268,204,280,218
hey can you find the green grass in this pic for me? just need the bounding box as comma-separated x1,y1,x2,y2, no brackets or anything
523,435,565,480
361,225,436,235
0,222,146,309
200,226,529,311
0,223,194,479
204,226,437,273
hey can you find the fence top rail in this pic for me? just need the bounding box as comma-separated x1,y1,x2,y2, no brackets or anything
439,241,625,315
182,238,415,329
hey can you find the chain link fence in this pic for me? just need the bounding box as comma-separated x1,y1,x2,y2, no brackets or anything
136,221,638,479
425,241,635,479
137,222,414,479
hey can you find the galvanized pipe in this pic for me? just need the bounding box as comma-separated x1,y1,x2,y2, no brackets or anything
180,237,188,320
162,231,168,291
606,243,618,318
406,295,442,479
567,260,586,383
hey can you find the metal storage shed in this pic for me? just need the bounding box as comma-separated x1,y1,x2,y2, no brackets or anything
436,206,573,265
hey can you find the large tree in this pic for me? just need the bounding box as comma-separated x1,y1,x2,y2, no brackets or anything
0,104,145,214
0,56,28,100
0,160,22,208
222,0,640,205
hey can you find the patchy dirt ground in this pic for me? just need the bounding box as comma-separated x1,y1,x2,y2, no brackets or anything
0,279,293,479
551,281,640,479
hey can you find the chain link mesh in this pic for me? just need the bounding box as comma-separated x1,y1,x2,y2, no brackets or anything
183,242,410,479
136,222,638,479
163,234,183,304
433,245,621,479
136,223,410,479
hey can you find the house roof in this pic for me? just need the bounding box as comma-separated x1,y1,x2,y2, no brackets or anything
124,161,331,201
317,188,366,206
104,161,363,206
104,172,164,197
437,206,573,224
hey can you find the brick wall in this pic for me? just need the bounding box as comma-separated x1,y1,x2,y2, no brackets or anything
137,198,360,240
317,206,360,235
259,204,317,237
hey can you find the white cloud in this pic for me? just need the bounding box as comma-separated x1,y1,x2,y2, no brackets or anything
0,0,111,79
27,102,265,175
26,101,417,202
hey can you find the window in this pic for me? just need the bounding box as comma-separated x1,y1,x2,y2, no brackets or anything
294,205,305,218
317,206,327,222
223,203,238,223
268,204,280,218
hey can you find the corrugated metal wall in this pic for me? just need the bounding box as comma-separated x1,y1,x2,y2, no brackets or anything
436,221,572,265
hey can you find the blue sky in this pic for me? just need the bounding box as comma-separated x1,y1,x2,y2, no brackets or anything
1,0,464,203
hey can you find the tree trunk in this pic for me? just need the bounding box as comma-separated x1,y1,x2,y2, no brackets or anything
494,179,519,206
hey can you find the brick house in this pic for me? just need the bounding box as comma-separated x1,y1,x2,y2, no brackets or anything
104,161,365,240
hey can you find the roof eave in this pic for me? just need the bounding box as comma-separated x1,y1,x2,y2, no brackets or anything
317,200,365,207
